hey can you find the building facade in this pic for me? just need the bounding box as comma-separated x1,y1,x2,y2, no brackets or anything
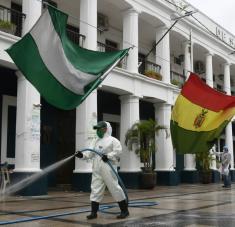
0,0,235,195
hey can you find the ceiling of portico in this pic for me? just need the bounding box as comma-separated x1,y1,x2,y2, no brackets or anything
139,12,164,52
99,85,132,96
213,54,227,76
97,0,132,31
142,96,165,103
12,0,22,4
170,30,188,57
192,43,207,63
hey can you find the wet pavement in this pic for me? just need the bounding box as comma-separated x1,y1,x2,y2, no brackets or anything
0,184,234,226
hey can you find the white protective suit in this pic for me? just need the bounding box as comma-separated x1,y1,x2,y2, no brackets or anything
213,147,231,176
82,122,126,203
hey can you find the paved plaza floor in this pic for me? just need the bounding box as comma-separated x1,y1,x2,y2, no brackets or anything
0,183,234,226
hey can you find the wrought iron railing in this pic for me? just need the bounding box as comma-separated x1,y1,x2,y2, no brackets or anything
97,41,127,69
97,41,118,52
66,27,85,47
138,60,161,75
170,70,186,87
0,5,25,37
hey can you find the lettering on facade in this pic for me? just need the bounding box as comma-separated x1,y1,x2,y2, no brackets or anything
216,27,235,48
31,153,40,162
87,112,97,140
31,107,40,141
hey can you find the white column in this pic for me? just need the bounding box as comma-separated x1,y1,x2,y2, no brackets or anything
205,52,213,87
14,0,41,172
155,26,170,83
119,95,141,172
224,63,231,95
183,41,191,79
74,92,97,173
123,8,139,73
154,103,174,171
22,0,41,35
190,40,194,72
223,63,234,169
74,0,97,173
205,53,216,170
79,0,97,50
183,40,197,170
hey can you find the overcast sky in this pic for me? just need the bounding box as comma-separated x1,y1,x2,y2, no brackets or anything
186,0,235,35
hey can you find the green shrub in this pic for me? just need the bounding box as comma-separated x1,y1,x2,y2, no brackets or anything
144,70,162,81
0,20,14,29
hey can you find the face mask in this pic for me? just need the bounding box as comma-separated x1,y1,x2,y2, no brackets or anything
96,128,105,138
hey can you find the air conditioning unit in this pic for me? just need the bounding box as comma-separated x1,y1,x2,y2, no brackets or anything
195,61,204,73
98,13,109,32
178,54,184,62
218,74,224,80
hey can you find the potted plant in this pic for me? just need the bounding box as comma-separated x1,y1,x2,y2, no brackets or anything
125,119,166,189
0,20,16,35
196,150,215,183
144,70,162,81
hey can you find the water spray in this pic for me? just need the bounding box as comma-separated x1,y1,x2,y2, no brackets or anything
1,155,74,197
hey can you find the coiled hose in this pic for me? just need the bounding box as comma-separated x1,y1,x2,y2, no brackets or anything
0,149,158,225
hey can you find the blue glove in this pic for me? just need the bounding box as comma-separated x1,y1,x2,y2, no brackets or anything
102,154,108,162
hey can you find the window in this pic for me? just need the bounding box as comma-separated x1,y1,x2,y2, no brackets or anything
11,2,22,36
217,84,222,90
105,40,118,52
174,57,181,65
66,24,80,45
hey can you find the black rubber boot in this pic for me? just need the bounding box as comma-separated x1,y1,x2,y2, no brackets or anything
87,201,99,219
117,200,129,219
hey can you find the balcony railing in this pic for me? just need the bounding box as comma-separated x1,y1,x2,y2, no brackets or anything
97,41,118,52
97,41,127,69
66,27,85,47
138,60,161,75
0,5,25,37
170,71,186,87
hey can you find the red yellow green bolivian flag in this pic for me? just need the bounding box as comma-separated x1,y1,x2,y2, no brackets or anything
170,73,235,154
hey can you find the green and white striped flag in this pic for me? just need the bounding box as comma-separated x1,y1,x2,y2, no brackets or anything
6,6,129,110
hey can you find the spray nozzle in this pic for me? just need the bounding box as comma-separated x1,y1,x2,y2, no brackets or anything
74,151,83,158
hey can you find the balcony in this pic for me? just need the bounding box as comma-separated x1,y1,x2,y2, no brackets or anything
97,41,127,68
139,60,162,80
97,41,118,52
170,71,186,88
66,25,85,47
0,5,25,37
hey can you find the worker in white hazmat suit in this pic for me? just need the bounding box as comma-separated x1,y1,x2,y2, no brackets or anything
75,121,129,219
212,145,231,188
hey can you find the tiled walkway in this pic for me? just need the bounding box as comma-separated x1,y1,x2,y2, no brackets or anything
0,184,234,226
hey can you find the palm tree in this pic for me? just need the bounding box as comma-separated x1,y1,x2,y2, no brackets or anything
125,119,167,172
